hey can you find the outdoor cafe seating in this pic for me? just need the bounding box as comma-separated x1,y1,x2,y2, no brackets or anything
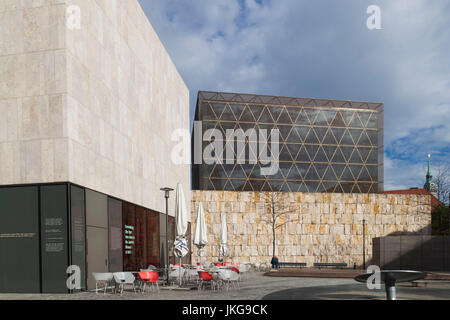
92,270,162,296
91,262,253,295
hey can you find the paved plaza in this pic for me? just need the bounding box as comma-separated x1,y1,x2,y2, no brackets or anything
0,273,449,300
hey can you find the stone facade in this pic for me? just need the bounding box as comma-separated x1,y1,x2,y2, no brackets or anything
0,0,190,215
190,191,431,267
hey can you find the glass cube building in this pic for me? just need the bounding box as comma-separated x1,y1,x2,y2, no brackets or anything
192,91,384,193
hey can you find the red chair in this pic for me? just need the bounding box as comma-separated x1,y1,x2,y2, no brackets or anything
230,267,240,274
216,263,223,267
224,262,231,266
174,264,185,267
197,271,215,290
138,271,159,293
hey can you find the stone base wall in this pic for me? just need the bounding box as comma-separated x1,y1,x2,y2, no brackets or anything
190,191,431,267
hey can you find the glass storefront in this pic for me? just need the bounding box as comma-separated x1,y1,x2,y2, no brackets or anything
0,183,188,293
122,202,166,271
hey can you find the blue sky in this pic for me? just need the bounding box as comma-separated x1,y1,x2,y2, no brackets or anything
138,0,450,190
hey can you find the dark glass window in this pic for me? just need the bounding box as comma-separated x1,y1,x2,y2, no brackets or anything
146,210,160,267
122,202,136,271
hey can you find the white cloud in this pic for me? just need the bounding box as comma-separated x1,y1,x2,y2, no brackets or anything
138,0,450,189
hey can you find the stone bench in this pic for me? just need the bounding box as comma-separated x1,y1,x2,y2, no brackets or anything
313,262,348,269
278,262,307,268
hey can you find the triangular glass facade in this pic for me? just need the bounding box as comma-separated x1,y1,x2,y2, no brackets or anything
194,92,383,193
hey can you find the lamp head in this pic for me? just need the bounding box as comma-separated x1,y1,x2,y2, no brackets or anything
160,187,174,198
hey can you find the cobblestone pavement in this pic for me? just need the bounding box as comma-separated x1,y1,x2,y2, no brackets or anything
0,273,449,300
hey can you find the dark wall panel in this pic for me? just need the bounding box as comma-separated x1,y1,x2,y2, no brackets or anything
0,187,40,293
70,185,86,290
159,213,176,267
373,236,450,271
40,185,69,293
146,210,160,267
108,197,123,272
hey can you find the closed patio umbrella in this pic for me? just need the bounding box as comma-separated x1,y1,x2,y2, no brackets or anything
219,214,227,264
193,202,208,267
173,183,189,286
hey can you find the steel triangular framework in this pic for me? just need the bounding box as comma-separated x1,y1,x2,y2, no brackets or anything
195,91,384,193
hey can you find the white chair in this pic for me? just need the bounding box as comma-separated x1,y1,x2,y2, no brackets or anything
229,269,240,289
238,263,252,280
92,272,114,294
217,269,233,291
113,272,137,296
185,269,200,285
237,264,247,280
168,267,185,286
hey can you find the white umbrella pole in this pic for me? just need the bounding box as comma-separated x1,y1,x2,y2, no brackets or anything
179,256,182,287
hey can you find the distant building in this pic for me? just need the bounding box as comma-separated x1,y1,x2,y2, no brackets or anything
384,188,442,209
192,91,384,193
384,155,442,209
424,154,438,198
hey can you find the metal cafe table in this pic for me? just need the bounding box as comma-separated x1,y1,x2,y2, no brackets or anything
354,270,427,300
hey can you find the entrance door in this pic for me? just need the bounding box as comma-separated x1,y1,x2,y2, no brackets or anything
86,227,108,290
85,189,109,290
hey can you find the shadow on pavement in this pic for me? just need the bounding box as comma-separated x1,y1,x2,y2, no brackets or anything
262,283,450,300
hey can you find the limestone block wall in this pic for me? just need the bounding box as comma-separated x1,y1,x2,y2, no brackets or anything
0,0,68,185
190,191,431,267
0,0,190,215
65,0,190,214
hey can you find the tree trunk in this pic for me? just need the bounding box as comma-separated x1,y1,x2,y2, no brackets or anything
272,200,276,257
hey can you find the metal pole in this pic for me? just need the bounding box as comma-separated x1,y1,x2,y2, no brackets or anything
363,219,366,270
161,187,173,286
165,194,169,286
385,280,396,300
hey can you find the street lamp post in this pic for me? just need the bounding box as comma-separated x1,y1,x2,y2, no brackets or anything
161,187,174,286
362,219,366,270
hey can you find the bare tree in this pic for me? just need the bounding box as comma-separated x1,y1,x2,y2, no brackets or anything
261,192,300,257
433,162,450,205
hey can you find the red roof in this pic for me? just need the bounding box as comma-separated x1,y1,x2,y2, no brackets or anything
384,188,443,209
